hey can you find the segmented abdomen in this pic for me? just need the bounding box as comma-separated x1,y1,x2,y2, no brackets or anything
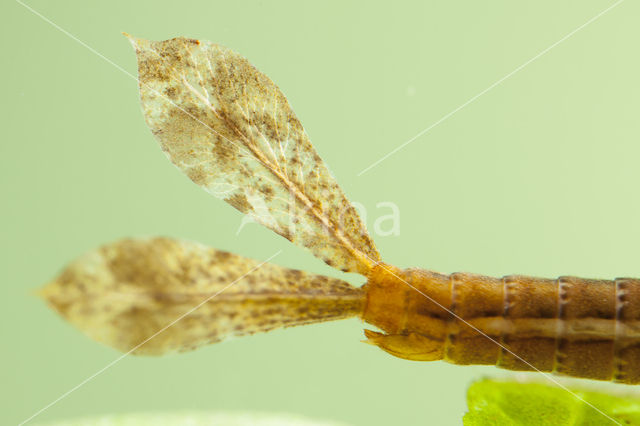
362,263,640,384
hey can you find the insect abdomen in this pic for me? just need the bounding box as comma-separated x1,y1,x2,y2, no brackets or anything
362,263,640,384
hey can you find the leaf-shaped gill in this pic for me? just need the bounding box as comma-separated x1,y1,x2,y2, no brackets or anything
40,237,365,355
126,35,380,275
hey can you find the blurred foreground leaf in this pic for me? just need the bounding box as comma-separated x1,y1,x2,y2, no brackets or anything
35,411,349,426
464,379,640,425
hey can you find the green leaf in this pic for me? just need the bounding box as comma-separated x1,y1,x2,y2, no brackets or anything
464,379,640,426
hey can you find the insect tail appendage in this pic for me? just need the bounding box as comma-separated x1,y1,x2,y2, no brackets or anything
40,237,366,355
363,329,444,361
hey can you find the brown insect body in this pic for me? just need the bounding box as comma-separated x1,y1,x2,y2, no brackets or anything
42,36,640,388
362,263,640,384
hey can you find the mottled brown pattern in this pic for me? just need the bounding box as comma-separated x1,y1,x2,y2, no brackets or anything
127,35,379,274
225,193,251,213
41,237,364,355
41,36,640,387
363,264,640,384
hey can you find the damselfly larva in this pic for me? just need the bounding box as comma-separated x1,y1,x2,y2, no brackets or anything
41,36,640,385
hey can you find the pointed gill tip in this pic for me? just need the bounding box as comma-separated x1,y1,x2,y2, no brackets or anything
31,283,51,300
122,32,139,48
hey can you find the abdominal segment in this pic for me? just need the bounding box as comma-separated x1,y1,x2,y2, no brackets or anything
362,263,640,384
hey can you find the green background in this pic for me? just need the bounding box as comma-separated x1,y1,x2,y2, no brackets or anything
3,1,640,425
